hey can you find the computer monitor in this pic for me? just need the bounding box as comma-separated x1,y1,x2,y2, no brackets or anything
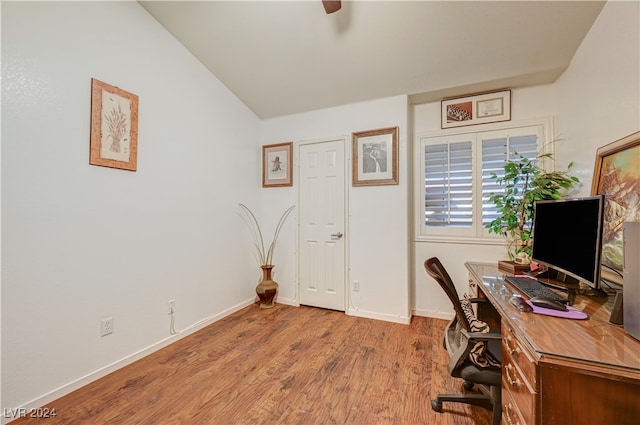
531,195,605,292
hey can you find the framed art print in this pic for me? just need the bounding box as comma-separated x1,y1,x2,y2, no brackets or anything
90,78,139,171
352,126,399,186
441,90,511,129
591,131,640,280
263,142,293,187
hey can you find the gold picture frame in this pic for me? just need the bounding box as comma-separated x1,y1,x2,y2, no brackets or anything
262,142,293,187
352,126,399,186
591,131,640,281
90,78,139,171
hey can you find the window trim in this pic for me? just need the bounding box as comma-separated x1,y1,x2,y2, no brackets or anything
414,117,554,243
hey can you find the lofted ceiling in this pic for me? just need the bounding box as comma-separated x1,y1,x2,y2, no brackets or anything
139,1,606,119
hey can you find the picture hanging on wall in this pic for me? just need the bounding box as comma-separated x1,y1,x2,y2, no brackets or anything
591,131,640,281
352,126,399,186
263,142,293,187
441,89,511,129
90,78,139,171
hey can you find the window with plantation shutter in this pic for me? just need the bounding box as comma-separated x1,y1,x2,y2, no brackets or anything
424,140,473,228
417,122,547,241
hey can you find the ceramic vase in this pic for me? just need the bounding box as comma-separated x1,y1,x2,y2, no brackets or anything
256,265,278,308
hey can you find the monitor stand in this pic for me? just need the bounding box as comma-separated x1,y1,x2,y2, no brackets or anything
528,266,608,297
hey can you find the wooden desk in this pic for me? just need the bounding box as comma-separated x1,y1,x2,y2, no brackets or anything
466,262,640,425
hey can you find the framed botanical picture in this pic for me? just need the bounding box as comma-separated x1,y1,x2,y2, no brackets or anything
352,126,399,186
263,142,293,187
90,78,139,171
591,131,640,281
441,89,511,129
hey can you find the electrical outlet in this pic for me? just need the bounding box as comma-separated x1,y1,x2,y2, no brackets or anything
101,317,113,337
168,299,175,314
353,280,360,292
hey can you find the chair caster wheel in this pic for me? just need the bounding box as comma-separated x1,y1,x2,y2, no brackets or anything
462,381,475,391
431,399,443,412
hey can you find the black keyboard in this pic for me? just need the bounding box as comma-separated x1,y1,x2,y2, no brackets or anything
504,276,569,304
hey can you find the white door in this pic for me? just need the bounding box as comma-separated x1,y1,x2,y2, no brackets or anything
298,139,346,311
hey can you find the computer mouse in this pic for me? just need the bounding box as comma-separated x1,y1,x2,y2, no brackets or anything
509,296,533,312
530,297,568,311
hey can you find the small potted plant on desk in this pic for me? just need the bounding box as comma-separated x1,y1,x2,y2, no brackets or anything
485,152,580,273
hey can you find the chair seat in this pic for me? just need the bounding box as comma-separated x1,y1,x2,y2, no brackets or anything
457,339,501,387
459,363,501,387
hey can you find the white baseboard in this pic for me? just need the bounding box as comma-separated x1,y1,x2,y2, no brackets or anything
280,298,409,324
347,308,411,324
2,297,255,425
275,297,299,307
412,308,454,321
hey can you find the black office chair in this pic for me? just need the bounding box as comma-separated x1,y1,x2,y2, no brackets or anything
424,257,502,425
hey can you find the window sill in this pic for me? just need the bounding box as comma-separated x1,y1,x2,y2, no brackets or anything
414,235,508,245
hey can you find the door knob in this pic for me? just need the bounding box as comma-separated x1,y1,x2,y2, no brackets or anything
331,232,343,240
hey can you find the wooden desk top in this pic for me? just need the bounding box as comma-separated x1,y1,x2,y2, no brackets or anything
466,262,640,377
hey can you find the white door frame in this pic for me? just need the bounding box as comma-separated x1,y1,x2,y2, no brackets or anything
296,136,349,311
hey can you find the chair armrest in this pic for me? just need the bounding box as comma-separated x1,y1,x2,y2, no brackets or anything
461,329,502,342
467,297,490,304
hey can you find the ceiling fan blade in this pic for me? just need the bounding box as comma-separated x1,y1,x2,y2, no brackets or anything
322,0,341,14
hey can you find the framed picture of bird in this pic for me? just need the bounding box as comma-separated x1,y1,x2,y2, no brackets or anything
262,142,293,187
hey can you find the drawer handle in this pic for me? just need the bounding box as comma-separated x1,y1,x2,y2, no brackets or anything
504,335,521,355
505,364,521,388
504,403,520,425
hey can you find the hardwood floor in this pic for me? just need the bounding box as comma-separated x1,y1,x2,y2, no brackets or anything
12,304,491,425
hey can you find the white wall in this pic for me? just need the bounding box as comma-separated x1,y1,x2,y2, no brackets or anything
1,1,260,415
554,0,640,193
260,96,411,323
411,1,639,318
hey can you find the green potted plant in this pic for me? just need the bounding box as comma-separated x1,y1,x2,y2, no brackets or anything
485,152,580,262
239,203,295,308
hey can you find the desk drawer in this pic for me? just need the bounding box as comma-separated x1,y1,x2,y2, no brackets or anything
502,324,536,389
502,387,526,425
502,358,536,425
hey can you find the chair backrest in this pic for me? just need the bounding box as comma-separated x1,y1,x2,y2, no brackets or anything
425,257,501,376
424,257,471,332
